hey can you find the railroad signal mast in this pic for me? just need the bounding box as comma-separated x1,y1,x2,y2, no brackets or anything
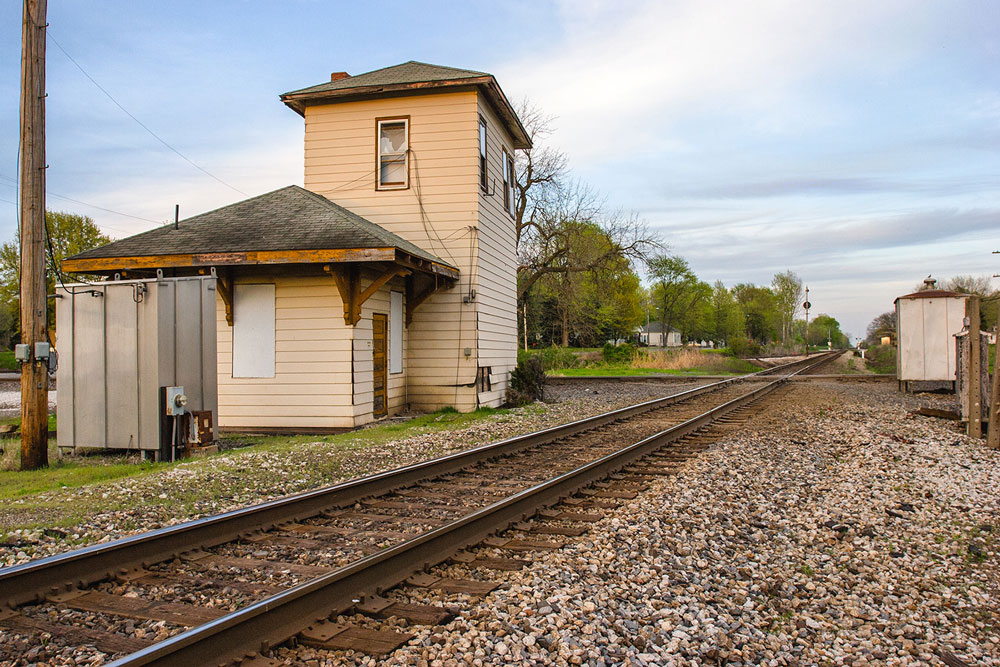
803,287,811,357
18,0,49,470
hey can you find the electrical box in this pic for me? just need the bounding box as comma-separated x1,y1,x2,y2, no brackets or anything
14,344,30,363
55,276,218,458
34,342,49,360
165,386,187,416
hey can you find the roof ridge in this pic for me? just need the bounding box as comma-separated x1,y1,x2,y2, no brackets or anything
402,60,490,76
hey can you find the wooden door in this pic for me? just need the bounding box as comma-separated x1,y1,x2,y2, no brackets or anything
372,313,388,418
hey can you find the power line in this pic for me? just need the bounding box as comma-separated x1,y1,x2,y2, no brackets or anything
0,175,157,228
47,30,248,197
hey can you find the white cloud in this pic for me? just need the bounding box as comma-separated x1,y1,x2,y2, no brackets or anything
498,0,928,161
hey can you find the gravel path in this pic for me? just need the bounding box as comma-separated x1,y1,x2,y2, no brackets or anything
274,381,998,666
0,380,688,566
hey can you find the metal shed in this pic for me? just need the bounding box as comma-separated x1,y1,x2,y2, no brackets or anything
894,287,969,391
56,276,218,458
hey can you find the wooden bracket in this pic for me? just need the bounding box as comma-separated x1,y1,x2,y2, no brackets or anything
325,264,409,326
216,269,234,327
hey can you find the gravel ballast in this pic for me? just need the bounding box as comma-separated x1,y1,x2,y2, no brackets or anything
3,379,997,666
0,380,686,566
272,381,998,666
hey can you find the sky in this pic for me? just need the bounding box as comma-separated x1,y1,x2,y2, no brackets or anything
1,0,998,339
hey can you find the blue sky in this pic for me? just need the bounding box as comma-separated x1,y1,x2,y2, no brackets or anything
1,1,998,338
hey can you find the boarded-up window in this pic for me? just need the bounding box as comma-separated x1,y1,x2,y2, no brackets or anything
389,291,403,374
232,284,275,378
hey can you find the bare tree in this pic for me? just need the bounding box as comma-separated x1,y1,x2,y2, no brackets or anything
513,100,661,301
513,100,568,248
866,311,897,344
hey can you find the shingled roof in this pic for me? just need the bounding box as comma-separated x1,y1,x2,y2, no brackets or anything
63,185,457,276
281,61,531,149
284,61,490,96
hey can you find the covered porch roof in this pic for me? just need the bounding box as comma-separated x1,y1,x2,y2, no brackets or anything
62,185,458,326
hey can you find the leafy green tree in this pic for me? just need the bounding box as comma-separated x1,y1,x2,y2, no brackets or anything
732,283,778,344
708,281,743,347
808,313,848,348
647,254,703,341
771,270,803,343
0,211,111,342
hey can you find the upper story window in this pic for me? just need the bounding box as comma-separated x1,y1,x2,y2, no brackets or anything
377,118,408,190
478,117,488,192
502,149,515,217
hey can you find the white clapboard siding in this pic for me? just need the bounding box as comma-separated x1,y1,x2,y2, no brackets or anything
216,273,410,429
473,96,518,405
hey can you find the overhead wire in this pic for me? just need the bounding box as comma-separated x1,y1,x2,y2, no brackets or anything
46,29,248,197
0,175,153,231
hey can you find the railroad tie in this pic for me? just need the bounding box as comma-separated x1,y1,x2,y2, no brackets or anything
404,573,498,596
185,553,333,578
451,551,528,571
0,612,153,655
354,595,456,625
118,569,285,596
333,511,447,527
48,589,225,626
298,621,413,655
514,521,588,537
480,536,565,551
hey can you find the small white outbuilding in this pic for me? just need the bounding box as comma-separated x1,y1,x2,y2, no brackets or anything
894,286,970,391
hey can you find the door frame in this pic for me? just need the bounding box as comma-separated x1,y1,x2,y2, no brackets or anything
372,313,388,418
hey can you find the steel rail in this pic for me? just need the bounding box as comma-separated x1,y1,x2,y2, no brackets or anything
107,352,832,666
0,352,836,608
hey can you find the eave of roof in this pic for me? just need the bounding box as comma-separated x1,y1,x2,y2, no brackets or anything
280,62,531,149
894,289,966,301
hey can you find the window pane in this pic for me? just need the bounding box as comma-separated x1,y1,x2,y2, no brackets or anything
479,121,487,157
380,122,406,154
380,156,406,184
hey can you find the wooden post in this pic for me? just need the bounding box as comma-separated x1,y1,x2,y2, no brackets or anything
968,296,982,438
989,325,1000,449
19,0,49,470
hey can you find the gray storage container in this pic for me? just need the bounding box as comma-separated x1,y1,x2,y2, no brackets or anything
56,276,218,457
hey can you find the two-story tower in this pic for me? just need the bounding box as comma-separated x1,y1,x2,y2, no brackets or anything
63,62,529,432
282,62,531,413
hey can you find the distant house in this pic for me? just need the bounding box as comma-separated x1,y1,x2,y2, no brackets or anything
63,61,531,432
637,323,682,347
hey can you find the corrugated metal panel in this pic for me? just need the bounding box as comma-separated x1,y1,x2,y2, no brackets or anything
55,277,218,455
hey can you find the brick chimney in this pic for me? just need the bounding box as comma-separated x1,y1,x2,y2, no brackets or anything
330,72,349,82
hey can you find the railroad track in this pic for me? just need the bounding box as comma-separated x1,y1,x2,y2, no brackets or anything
0,351,839,666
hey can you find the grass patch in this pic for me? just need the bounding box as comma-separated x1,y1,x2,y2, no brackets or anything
0,349,16,371
0,406,511,504
0,457,168,500
546,347,763,377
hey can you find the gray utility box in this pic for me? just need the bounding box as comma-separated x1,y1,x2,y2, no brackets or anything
56,276,218,457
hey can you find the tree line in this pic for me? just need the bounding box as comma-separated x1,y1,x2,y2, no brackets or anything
514,102,848,354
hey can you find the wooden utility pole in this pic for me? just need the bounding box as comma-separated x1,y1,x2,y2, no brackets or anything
19,0,49,470
967,296,982,439
988,324,1000,449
